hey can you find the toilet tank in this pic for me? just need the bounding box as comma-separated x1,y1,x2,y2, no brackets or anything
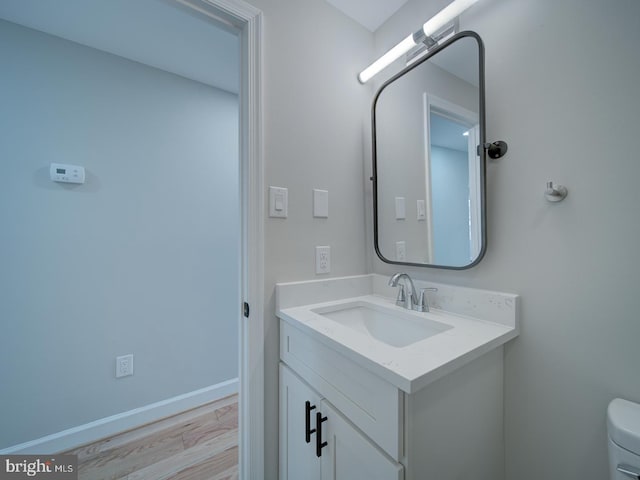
608,398,640,479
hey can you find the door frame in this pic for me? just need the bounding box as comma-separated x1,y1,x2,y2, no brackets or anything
177,1,264,478
423,93,478,265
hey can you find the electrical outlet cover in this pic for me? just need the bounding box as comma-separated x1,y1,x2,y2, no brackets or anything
116,354,134,378
315,246,330,274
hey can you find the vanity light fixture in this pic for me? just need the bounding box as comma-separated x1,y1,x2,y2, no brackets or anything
358,0,479,84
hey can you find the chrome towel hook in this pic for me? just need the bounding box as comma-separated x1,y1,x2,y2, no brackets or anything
545,181,568,202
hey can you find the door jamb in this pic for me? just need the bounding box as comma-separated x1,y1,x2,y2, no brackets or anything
175,1,264,478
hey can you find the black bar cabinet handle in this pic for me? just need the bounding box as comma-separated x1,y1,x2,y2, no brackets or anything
305,401,316,443
315,412,328,457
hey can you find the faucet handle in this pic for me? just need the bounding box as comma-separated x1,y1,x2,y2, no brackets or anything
415,287,438,312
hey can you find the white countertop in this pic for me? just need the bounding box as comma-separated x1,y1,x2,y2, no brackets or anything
276,275,519,393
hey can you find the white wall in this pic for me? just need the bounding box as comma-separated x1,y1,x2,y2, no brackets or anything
371,0,640,478
0,20,239,449
242,0,374,476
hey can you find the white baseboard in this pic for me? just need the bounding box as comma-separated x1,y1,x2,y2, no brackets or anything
0,378,239,454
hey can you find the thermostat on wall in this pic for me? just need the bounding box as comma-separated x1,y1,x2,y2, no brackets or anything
50,163,85,184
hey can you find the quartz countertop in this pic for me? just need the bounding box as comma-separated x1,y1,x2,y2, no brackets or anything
276,275,519,393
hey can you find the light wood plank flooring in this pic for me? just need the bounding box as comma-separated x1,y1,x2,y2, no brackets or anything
63,395,238,480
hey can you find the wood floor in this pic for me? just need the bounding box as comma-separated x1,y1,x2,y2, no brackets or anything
63,395,238,480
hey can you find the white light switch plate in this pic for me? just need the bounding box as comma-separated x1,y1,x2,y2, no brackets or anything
315,246,330,274
269,186,288,218
313,189,329,218
395,197,406,220
417,200,426,220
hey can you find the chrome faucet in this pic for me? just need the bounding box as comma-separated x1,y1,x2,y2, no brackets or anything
389,272,417,309
388,272,438,312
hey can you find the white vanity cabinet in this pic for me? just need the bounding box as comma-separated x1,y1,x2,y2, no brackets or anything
279,319,505,480
279,364,323,480
276,274,518,480
280,364,403,480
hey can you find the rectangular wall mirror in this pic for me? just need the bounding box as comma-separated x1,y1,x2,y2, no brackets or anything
372,32,486,269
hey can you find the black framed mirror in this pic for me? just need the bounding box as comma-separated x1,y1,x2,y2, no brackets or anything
373,31,486,269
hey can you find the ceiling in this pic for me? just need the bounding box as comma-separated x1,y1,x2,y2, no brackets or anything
0,0,240,94
431,112,470,152
326,0,478,88
324,0,409,31
0,0,476,91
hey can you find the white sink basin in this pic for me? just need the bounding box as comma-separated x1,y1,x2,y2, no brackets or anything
311,301,452,348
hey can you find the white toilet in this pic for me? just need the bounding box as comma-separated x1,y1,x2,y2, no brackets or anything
608,398,640,479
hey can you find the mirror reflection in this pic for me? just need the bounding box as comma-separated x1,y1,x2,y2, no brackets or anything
374,33,484,268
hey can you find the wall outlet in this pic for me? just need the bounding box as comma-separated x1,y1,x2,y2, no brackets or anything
315,246,330,274
116,354,134,378
396,241,406,261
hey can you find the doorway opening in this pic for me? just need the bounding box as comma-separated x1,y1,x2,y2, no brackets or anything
0,0,263,477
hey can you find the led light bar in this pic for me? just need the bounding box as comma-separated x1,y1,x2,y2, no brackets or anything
358,0,478,84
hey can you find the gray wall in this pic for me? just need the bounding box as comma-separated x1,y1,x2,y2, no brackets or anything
0,20,239,448
371,0,640,478
243,0,373,476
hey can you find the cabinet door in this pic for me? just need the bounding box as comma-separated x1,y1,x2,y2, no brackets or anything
280,364,322,480
319,400,404,480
